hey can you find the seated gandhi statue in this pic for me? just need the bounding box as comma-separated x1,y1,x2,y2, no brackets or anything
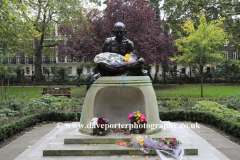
87,22,147,89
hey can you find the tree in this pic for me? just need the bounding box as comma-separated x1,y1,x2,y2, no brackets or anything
76,62,85,79
173,14,228,97
20,0,85,82
0,0,40,62
160,0,240,51
55,67,69,87
59,0,177,81
43,67,50,87
5,66,17,97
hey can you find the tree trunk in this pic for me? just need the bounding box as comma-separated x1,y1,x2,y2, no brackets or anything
189,63,191,77
147,65,153,81
8,78,9,98
22,78,24,87
34,77,36,87
200,66,203,98
34,38,43,82
4,79,6,100
1,79,3,100
163,66,166,85
211,72,214,85
48,74,50,87
153,60,159,83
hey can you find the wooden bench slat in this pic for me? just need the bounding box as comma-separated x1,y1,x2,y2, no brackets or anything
42,88,71,98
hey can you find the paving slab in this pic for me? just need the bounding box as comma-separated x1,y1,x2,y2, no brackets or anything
11,121,230,160
1,121,239,160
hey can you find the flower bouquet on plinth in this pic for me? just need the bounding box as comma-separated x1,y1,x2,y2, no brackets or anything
91,117,109,136
160,137,181,149
128,111,147,134
130,136,184,159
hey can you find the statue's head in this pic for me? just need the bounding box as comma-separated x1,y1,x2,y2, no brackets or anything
112,22,127,38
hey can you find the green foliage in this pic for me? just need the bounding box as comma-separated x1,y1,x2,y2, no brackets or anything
54,67,69,83
0,112,77,140
173,14,228,97
0,108,20,125
158,97,185,110
192,101,240,122
43,68,50,75
0,94,26,111
0,0,40,57
76,62,85,78
159,110,240,137
161,0,240,51
22,94,84,116
218,93,240,110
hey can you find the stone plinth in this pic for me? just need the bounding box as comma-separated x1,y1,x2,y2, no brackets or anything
79,76,161,134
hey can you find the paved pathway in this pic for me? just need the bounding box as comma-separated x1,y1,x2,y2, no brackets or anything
0,122,239,160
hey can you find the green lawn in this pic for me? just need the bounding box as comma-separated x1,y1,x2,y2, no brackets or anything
0,86,87,100
1,84,239,100
154,84,240,98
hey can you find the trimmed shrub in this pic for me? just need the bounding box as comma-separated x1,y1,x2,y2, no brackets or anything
0,112,77,140
159,110,240,137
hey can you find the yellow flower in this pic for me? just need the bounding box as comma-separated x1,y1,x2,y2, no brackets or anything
139,140,144,146
137,113,141,117
125,54,130,58
134,136,144,146
124,54,130,62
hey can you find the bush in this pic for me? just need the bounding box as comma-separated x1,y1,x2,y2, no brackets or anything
22,95,83,116
218,93,240,110
0,112,77,140
192,101,240,123
159,110,240,137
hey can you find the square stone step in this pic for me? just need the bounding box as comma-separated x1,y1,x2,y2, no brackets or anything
43,144,198,156
64,136,176,144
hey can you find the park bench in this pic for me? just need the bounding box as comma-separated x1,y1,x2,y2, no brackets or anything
42,88,71,98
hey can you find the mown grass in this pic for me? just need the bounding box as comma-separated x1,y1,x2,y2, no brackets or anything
0,86,87,100
0,84,240,100
154,84,240,98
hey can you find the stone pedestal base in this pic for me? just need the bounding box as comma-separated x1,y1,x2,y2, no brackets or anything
79,76,161,134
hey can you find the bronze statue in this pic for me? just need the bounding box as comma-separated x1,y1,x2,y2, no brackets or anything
87,22,146,89
98,22,145,76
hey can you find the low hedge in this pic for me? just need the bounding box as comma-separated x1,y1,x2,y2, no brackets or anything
159,110,240,137
0,112,77,140
1,111,239,140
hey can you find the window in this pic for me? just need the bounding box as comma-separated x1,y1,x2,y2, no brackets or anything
181,68,185,74
68,67,72,74
50,54,55,63
42,56,46,64
43,67,46,74
87,68,91,74
67,55,72,63
25,56,29,64
233,52,237,60
26,67,30,74
16,55,20,64
207,67,210,73
33,56,35,63
59,56,65,63
224,43,228,46
8,56,12,64
174,66,177,71
51,67,55,74
225,52,228,60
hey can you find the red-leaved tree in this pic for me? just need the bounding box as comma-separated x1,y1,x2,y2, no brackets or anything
58,0,177,82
